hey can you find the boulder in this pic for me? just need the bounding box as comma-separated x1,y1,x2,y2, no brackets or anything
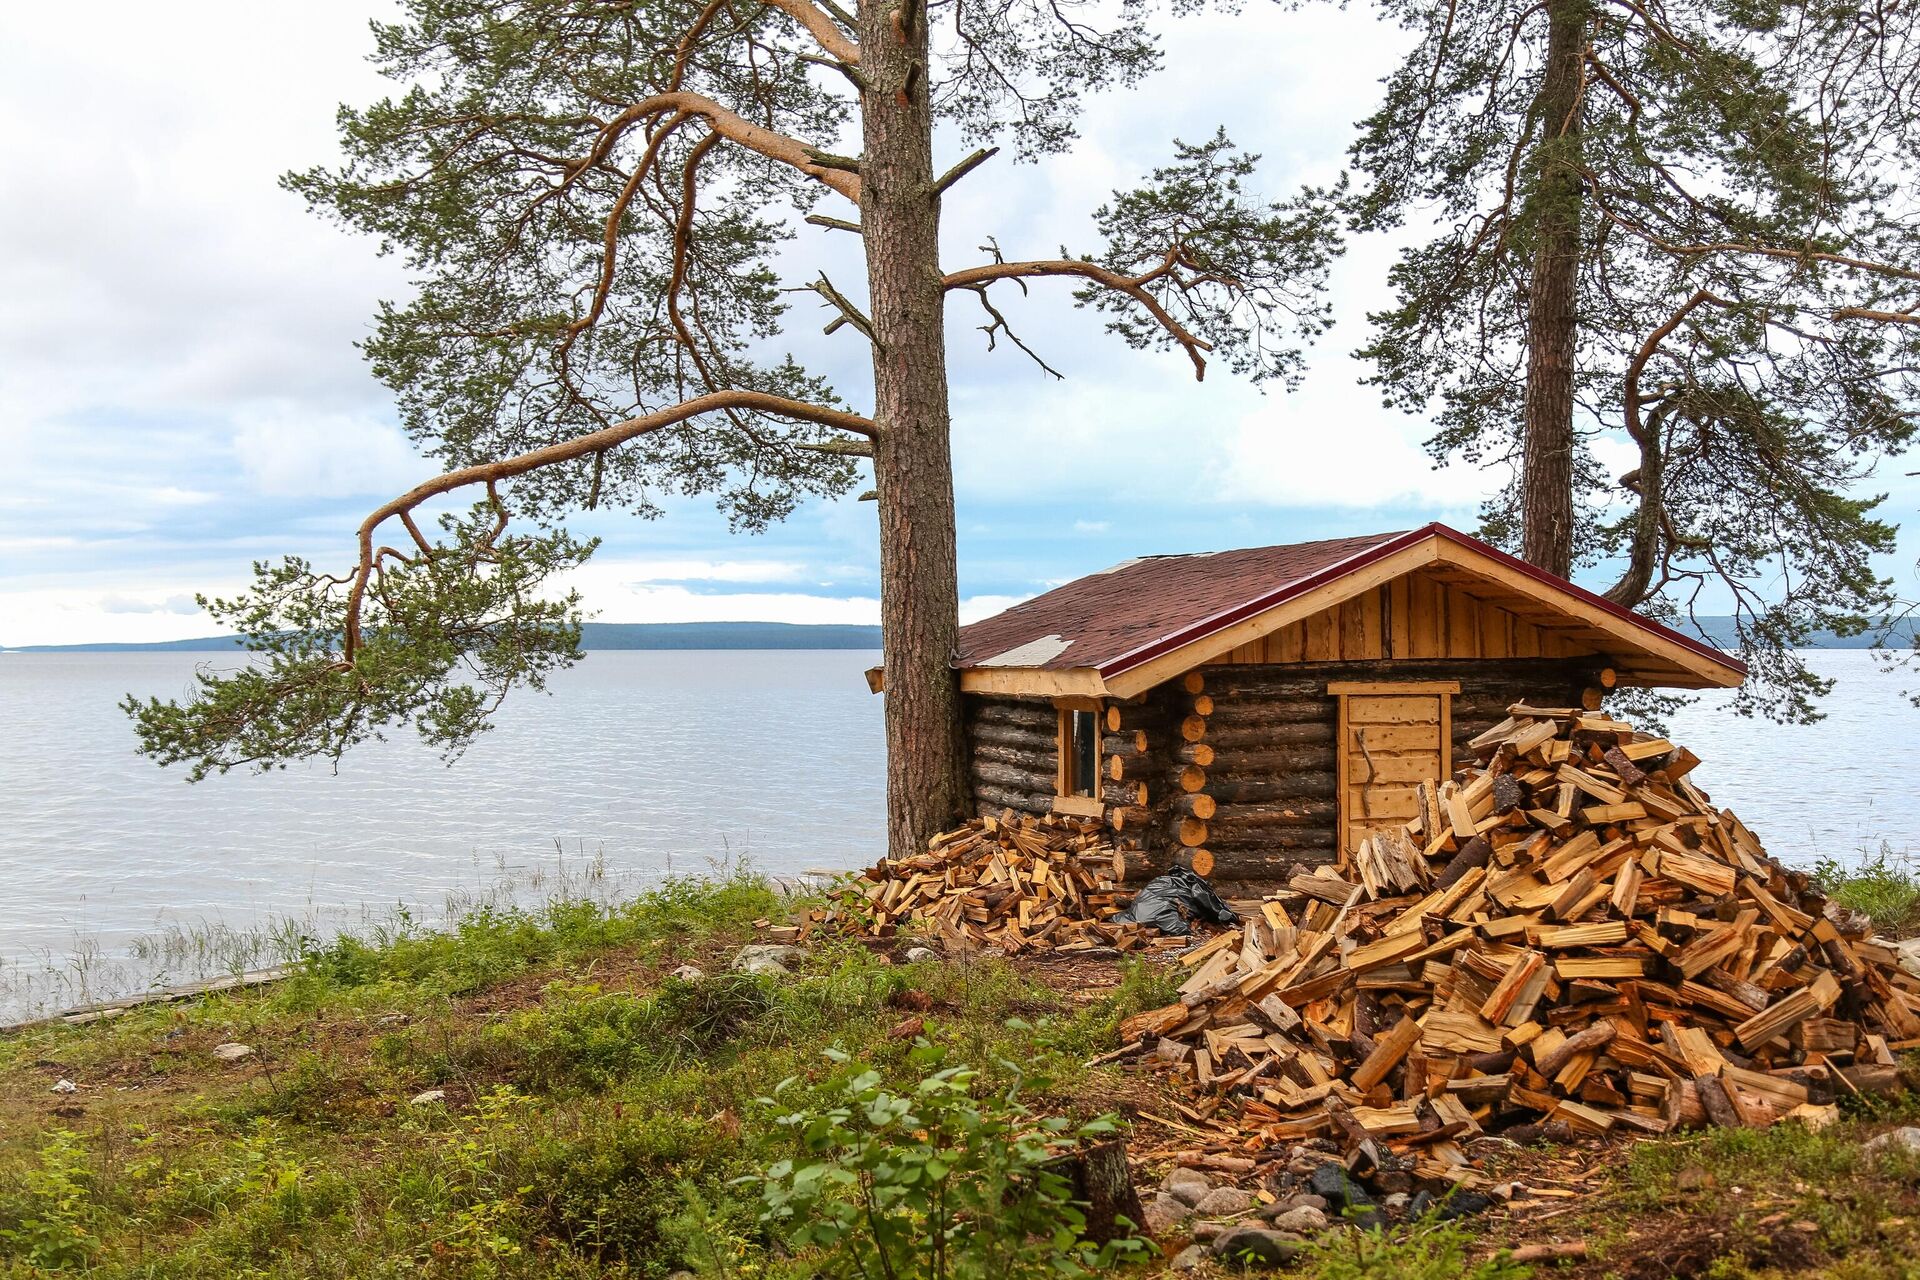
1163,1166,1214,1207
905,946,940,963
733,944,804,976
1266,1204,1327,1234
1171,1244,1212,1271
1866,1126,1920,1157
669,965,705,982
211,1042,254,1062
1307,1163,1384,1230
1142,1192,1189,1235
49,1078,77,1094
1194,1187,1259,1216
1212,1227,1308,1267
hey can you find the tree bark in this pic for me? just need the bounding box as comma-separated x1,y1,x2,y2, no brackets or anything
1519,0,1587,578
860,0,970,857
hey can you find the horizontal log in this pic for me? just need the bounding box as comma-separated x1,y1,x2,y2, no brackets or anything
1179,715,1208,743
1205,773,1338,805
1173,742,1216,767
1106,703,1167,733
1181,671,1206,695
1191,694,1215,716
1204,745,1332,774
973,742,1056,772
1102,730,1150,757
1172,764,1207,793
970,721,1056,752
974,700,1057,730
1108,804,1152,830
1204,722,1335,751
1174,816,1209,848
1203,701,1331,729
1103,780,1148,807
972,782,1052,816
1209,799,1338,827
970,760,1055,792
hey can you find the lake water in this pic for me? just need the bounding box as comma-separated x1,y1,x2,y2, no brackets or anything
0,647,1914,1015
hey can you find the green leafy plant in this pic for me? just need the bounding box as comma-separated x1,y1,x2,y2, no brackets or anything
0,1129,100,1270
750,1042,1145,1278
1812,845,1920,937
1304,1220,1533,1280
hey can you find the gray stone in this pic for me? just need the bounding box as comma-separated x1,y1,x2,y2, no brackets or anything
669,964,705,982
1212,1227,1307,1267
1265,1205,1327,1234
1142,1192,1189,1235
1193,1187,1259,1216
1192,1220,1228,1242
1164,1167,1214,1206
1272,1193,1327,1215
1382,1193,1410,1213
905,946,940,963
1171,1244,1212,1271
1866,1126,1920,1157
409,1089,447,1106
732,944,805,973
50,1078,77,1094
211,1042,254,1062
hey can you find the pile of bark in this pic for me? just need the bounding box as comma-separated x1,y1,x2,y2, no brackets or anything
1119,705,1920,1174
815,813,1186,954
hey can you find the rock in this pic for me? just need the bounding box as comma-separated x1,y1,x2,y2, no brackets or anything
1270,1193,1327,1215
1866,1126,1920,1157
1194,1187,1259,1216
669,964,705,981
211,1042,254,1062
1164,1166,1215,1206
1266,1205,1328,1234
1306,1163,1384,1230
1212,1227,1308,1267
1408,1189,1494,1221
409,1089,447,1106
1171,1244,1212,1271
1382,1193,1410,1213
1142,1192,1189,1235
905,946,940,963
1192,1220,1228,1242
50,1078,77,1094
373,1013,408,1026
1674,1166,1717,1191
732,944,804,976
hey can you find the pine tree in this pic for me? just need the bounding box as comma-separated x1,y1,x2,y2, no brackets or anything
1351,0,1920,719
124,0,1342,852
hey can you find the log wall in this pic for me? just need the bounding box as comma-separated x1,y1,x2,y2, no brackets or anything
1166,658,1598,882
964,695,1058,816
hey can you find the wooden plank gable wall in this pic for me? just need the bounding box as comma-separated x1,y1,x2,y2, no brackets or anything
1203,569,1586,665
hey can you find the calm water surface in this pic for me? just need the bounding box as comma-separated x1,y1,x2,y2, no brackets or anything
0,647,1913,1012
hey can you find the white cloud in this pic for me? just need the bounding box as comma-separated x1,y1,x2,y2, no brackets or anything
99,593,203,616
231,405,426,499
960,594,1032,623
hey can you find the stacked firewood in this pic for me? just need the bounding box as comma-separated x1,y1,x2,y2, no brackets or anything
1119,705,1920,1169
814,813,1186,954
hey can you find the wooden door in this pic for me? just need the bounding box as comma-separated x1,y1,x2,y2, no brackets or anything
1329,681,1458,857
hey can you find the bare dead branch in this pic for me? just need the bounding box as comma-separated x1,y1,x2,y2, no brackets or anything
942,258,1215,378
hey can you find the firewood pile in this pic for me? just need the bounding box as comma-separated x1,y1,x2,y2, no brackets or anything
811,813,1189,954
1118,704,1920,1169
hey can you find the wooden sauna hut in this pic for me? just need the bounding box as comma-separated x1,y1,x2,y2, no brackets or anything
873,523,1746,886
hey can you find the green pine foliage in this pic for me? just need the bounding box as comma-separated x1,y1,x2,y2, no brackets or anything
1349,0,1920,722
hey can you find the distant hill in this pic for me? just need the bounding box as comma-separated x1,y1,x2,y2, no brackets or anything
2,621,883,653
1681,617,1918,651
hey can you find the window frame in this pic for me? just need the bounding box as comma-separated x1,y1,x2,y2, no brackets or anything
1051,697,1105,817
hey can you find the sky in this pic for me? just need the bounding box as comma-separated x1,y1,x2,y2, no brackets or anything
3,3,1916,648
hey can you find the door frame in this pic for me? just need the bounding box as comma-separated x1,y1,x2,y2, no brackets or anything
1327,680,1459,856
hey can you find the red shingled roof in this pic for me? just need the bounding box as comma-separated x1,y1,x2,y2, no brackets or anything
954,522,1746,681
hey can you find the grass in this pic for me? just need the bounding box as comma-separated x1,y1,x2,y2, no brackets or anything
7,870,1920,1279
0,873,1179,1278
1813,843,1920,936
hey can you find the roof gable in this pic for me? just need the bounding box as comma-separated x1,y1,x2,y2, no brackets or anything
952,523,1746,695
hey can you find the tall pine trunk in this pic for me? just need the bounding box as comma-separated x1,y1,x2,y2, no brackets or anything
859,0,970,857
1519,0,1586,578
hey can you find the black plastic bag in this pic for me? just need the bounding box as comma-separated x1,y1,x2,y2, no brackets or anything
1114,866,1238,937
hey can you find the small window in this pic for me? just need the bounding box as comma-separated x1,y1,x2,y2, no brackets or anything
1061,708,1099,798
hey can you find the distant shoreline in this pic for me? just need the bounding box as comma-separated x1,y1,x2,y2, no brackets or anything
5,616,1915,653
1,621,884,653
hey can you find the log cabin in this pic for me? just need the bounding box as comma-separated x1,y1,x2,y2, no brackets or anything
869,523,1746,887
